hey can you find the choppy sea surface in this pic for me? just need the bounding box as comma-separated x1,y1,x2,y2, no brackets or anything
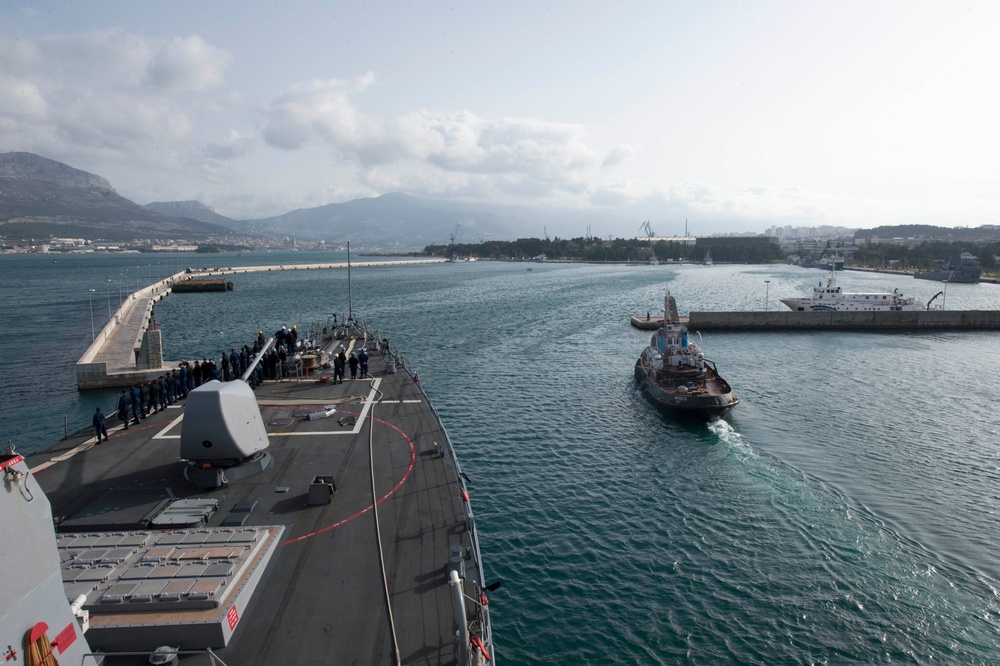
3,252,1000,664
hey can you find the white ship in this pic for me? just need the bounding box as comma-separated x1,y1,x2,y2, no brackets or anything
781,275,921,312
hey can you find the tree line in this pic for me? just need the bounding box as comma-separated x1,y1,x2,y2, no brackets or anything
850,240,1000,271
422,237,785,264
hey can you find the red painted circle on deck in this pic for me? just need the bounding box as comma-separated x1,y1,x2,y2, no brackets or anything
274,409,417,547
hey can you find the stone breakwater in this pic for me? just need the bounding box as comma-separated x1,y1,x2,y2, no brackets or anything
631,310,1000,331
75,259,446,389
685,309,1000,331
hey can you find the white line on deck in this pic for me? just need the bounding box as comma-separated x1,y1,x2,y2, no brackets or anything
153,379,390,438
152,412,186,440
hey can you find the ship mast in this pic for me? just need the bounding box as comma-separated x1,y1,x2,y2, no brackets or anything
347,240,353,323
662,289,679,326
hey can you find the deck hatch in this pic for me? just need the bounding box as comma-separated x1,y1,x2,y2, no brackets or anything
151,499,219,527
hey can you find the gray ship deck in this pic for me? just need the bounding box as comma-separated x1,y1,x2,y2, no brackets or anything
28,332,492,665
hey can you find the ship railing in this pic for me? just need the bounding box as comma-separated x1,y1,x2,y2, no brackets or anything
57,394,124,442
359,319,494,663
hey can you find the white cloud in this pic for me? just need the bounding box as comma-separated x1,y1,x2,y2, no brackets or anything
204,130,255,160
0,28,876,227
0,78,48,120
263,74,377,150
0,31,247,182
601,145,634,169
261,79,626,206
145,36,232,93
629,181,883,229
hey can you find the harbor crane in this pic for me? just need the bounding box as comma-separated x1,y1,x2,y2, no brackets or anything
639,220,656,238
449,224,462,245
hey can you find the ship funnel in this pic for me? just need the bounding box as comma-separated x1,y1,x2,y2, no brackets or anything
180,380,272,488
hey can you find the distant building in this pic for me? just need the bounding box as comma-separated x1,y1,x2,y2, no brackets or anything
151,244,198,252
697,236,778,250
694,236,781,262
637,236,698,246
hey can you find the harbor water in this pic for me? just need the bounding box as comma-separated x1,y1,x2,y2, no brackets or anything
2,253,999,663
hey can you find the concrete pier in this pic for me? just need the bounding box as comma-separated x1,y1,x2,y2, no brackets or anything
76,275,179,389
75,258,446,389
631,310,1000,332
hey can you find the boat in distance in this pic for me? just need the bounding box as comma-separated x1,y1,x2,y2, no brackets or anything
634,290,738,421
781,274,923,312
816,254,845,271
913,252,982,284
171,277,234,292
2,318,494,664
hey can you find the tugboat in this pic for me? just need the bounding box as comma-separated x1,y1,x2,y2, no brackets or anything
634,290,738,421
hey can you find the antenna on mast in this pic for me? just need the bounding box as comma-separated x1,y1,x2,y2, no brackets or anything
347,240,353,323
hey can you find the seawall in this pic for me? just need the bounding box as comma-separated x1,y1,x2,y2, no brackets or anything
685,310,1000,331
75,259,447,389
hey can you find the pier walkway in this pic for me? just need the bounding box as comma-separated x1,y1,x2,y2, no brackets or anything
75,258,445,389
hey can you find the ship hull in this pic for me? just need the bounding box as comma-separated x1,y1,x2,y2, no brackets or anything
634,358,738,421
913,255,982,283
22,321,493,665
779,298,921,312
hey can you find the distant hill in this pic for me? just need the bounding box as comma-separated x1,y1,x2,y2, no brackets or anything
0,153,534,246
854,224,1000,242
145,200,234,226
243,192,527,248
0,152,231,241
1,152,693,247
0,151,114,190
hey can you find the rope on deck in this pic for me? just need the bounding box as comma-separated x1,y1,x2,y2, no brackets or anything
364,326,402,666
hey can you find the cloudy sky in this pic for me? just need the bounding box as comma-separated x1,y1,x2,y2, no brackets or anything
1,1,997,235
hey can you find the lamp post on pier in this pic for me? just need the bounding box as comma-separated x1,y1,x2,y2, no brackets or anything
764,280,771,311
88,289,96,340
106,278,112,320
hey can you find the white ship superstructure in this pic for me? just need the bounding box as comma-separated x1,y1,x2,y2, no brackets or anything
781,275,920,312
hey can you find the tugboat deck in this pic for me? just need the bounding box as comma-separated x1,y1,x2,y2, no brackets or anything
27,334,490,664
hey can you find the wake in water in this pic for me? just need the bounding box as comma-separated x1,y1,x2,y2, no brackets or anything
707,418,756,459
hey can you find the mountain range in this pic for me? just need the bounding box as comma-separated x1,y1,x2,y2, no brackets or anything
0,152,532,247
7,152,994,248
0,153,232,242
